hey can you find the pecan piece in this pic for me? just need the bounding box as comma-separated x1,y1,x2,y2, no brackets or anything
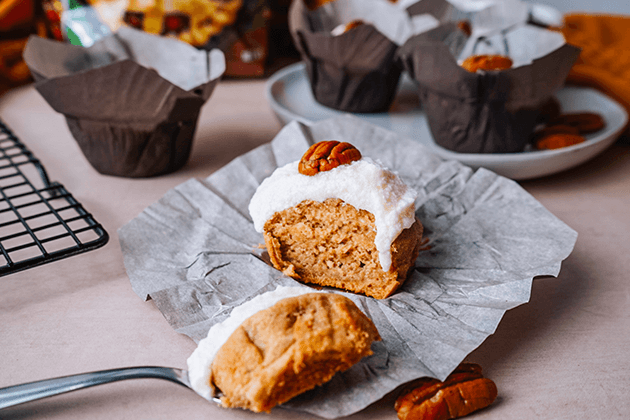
461,55,513,73
298,141,362,176
532,124,585,150
457,20,472,37
549,112,605,134
395,363,498,420
304,0,334,10
535,133,586,150
535,124,580,137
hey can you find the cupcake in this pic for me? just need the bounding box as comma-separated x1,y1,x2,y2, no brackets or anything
187,287,381,412
288,0,443,113
248,140,425,299
23,27,225,177
398,22,580,153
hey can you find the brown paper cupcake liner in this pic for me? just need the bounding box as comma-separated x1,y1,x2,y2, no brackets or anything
23,27,225,177
398,22,580,154
294,25,402,113
289,0,446,113
66,115,199,178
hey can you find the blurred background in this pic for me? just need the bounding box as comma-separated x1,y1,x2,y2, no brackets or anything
0,0,302,97
1,0,629,97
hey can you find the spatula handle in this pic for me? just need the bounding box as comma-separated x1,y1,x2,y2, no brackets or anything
0,366,190,410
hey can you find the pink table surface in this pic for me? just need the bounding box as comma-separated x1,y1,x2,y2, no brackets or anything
0,76,629,420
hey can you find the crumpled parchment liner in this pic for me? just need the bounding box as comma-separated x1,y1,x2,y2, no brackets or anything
119,115,577,418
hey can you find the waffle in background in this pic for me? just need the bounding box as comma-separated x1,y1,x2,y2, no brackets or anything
0,0,299,84
114,0,285,77
86,0,301,77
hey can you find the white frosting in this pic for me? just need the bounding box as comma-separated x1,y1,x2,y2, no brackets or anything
186,286,315,401
248,157,417,272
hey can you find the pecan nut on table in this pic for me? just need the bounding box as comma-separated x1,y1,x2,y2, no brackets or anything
298,141,362,176
533,111,606,150
395,363,498,420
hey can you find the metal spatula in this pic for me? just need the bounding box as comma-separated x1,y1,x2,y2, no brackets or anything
0,366,220,410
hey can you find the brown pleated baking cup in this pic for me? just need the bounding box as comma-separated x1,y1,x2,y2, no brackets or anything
297,26,401,113
64,113,199,178
398,23,581,154
288,0,418,113
23,28,225,177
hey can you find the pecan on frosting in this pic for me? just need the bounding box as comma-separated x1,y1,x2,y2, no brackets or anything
461,54,513,73
298,141,362,176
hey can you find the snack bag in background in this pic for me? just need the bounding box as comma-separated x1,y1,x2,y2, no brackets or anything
87,0,271,77
38,0,273,77
61,0,113,46
41,0,65,40
122,0,244,46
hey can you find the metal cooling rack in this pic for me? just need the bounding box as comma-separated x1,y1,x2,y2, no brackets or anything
0,119,109,276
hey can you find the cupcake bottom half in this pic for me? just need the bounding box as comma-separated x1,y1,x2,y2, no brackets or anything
263,198,423,299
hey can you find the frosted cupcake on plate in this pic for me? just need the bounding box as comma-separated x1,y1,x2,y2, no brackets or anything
288,0,446,113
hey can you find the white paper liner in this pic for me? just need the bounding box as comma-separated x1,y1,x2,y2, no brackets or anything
457,23,566,67
452,0,529,34
119,115,577,418
307,0,441,46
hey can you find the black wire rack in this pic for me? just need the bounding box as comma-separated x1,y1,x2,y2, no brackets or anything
0,118,109,276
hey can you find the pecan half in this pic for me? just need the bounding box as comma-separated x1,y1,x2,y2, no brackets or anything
298,141,362,176
395,362,498,420
533,124,580,138
461,55,513,73
535,133,585,150
549,112,605,134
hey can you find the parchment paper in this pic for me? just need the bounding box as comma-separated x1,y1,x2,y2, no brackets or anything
119,115,577,418
445,0,530,37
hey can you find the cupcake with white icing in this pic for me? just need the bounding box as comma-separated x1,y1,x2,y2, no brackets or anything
187,286,380,412
248,141,424,299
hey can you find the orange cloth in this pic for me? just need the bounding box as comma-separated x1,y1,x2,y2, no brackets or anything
562,14,630,132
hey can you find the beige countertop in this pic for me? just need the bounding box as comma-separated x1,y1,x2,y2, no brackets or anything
1,75,629,420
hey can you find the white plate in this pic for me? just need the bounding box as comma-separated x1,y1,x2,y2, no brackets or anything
266,62,628,180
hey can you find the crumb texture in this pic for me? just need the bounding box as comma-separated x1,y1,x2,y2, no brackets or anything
211,293,381,412
263,198,423,299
